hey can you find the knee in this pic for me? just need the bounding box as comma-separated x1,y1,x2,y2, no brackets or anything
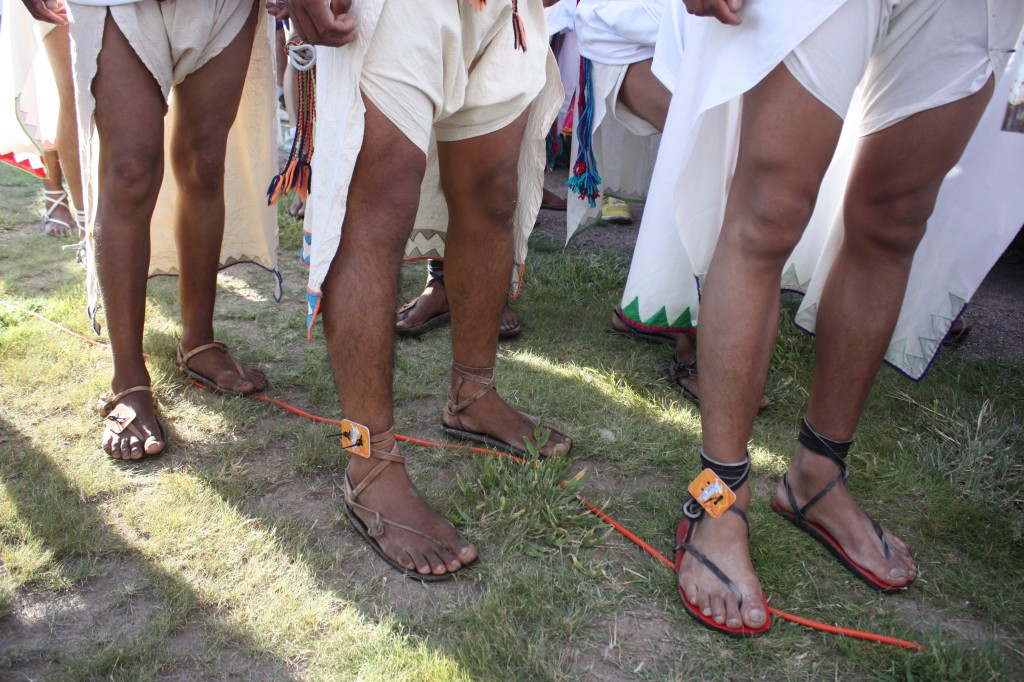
443,163,519,230
102,147,162,206
171,143,227,194
845,188,933,257
732,177,818,262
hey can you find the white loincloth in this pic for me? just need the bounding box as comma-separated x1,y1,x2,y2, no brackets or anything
619,0,1024,379
303,0,563,334
566,0,667,240
0,0,58,177
67,0,280,330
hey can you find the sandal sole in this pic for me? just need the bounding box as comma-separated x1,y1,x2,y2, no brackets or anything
770,500,909,593
675,520,771,638
440,423,571,459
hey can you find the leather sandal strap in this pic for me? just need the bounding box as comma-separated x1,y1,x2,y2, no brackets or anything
669,353,697,379
179,341,247,380
344,474,444,546
100,385,154,416
446,363,496,416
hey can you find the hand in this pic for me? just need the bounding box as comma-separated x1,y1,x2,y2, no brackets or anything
21,0,68,25
266,1,289,20
285,0,357,47
682,0,743,26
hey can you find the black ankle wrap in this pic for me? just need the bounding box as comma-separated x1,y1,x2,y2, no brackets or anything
683,449,750,519
798,417,853,477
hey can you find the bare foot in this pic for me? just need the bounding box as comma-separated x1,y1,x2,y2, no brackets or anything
499,305,520,338
42,200,75,238
346,437,477,577
396,278,449,334
179,340,268,394
774,445,917,588
444,367,571,457
102,375,165,460
677,487,767,630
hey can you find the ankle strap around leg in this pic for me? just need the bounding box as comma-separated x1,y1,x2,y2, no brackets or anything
683,449,750,520
452,362,495,384
798,416,853,475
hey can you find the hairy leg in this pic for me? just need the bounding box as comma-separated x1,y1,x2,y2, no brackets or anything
777,77,996,587
170,2,266,394
685,63,843,629
438,112,571,457
321,97,476,577
92,14,168,459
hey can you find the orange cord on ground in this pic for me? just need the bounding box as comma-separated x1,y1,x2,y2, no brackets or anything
14,302,924,652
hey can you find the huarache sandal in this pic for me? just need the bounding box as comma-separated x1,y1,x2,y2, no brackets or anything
771,417,911,593
339,423,474,581
441,362,571,458
42,188,73,237
605,308,681,346
176,341,266,396
675,451,771,638
661,352,771,411
98,386,166,459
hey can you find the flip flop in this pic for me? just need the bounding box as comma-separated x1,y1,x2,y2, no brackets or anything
675,519,771,638
395,295,451,337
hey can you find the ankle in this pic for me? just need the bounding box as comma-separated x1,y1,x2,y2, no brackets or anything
111,368,151,393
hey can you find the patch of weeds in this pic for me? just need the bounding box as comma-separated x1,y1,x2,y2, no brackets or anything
892,390,1024,537
457,434,608,559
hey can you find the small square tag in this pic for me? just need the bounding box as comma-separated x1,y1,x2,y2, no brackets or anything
102,403,137,435
687,468,736,519
340,419,371,458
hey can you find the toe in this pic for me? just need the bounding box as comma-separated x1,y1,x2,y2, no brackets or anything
724,597,743,630
127,435,144,460
710,593,727,625
742,596,766,628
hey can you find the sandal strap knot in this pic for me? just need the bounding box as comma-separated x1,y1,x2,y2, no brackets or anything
445,363,497,420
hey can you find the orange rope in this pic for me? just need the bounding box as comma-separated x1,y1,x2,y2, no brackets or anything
28,310,923,651
0,299,148,357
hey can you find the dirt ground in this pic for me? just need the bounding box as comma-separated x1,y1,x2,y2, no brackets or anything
539,169,1024,364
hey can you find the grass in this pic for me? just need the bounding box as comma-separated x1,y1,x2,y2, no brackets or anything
1,161,1023,680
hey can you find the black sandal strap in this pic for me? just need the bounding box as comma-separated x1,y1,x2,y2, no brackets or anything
784,417,855,519
675,540,744,604
668,353,697,380
798,416,853,474
683,449,750,520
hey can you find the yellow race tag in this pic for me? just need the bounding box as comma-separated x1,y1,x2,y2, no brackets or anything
340,419,371,458
687,468,736,519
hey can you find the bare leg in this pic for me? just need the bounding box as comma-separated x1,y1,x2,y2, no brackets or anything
438,112,570,456
92,15,168,459
776,77,996,587
42,24,83,218
618,58,670,132
685,64,843,629
170,2,266,394
322,97,476,577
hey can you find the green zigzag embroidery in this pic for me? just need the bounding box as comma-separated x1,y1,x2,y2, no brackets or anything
622,297,693,329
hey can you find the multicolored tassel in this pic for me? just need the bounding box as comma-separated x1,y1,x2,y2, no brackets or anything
267,38,316,206
567,56,601,207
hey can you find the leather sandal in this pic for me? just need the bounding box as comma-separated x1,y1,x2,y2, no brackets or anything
98,386,165,459
340,424,474,581
441,362,571,457
395,273,451,338
176,341,265,396
771,417,911,592
675,450,771,638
